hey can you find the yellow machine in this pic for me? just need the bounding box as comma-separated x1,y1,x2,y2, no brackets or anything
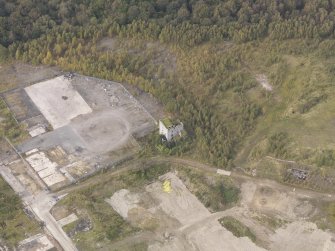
162,180,172,193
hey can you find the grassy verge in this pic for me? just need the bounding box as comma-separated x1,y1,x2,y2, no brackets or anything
0,98,27,144
218,216,256,243
0,83,16,93
252,157,335,193
315,201,335,231
252,214,287,231
177,166,240,212
0,177,40,248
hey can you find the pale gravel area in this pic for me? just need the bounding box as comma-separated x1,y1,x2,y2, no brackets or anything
241,181,257,206
145,172,210,226
106,172,335,251
186,220,266,251
28,126,46,137
250,185,316,220
147,236,193,251
270,221,335,251
108,173,265,251
105,189,140,219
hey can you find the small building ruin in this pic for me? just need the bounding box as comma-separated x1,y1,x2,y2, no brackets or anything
159,118,184,141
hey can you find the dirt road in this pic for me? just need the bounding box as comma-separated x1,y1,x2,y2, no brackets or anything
56,156,334,202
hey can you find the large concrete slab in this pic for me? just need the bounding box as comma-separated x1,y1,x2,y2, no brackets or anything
38,166,56,179
25,76,92,129
25,152,57,172
43,172,66,187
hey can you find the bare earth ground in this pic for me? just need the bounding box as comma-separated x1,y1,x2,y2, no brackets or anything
269,221,334,251
106,171,335,251
108,172,265,251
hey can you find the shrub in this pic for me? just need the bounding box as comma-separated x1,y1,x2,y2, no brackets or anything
268,132,289,158
219,216,256,242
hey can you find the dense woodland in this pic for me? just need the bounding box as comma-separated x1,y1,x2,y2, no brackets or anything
2,0,335,168
2,0,335,47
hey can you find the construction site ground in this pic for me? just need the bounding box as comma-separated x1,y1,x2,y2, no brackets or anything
51,160,335,251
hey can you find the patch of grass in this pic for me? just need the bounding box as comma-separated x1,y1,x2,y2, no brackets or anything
254,158,285,182
315,149,335,167
326,202,335,230
0,45,8,63
297,94,327,114
62,220,77,234
252,215,287,230
314,201,335,231
218,216,256,243
177,167,240,212
236,42,335,182
0,98,27,143
62,194,138,251
0,177,40,248
267,132,290,158
0,83,16,93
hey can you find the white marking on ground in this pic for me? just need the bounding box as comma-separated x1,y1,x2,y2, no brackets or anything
106,189,140,218
26,152,57,172
43,173,66,187
57,213,78,227
217,169,231,176
29,126,46,137
25,76,92,129
256,74,273,91
25,148,39,156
